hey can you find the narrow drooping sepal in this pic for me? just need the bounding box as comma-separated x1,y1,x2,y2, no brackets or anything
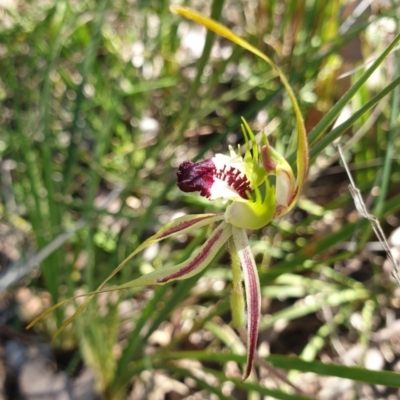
116,222,232,289
148,213,224,242
100,213,225,285
32,213,225,338
231,226,261,380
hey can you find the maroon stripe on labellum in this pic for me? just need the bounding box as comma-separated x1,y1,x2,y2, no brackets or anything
177,159,251,199
156,215,219,240
156,227,224,283
215,164,250,198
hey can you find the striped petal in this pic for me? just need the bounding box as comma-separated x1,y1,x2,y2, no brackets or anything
116,222,232,288
232,226,261,380
145,213,224,243
92,213,224,289
27,213,224,335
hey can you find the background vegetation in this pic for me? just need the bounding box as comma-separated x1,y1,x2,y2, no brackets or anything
1,0,400,399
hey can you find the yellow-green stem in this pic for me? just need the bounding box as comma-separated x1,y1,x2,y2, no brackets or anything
228,237,246,329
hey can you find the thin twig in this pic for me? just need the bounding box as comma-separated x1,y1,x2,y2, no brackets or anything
336,143,400,285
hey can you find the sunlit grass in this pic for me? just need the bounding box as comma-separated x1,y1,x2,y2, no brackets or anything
1,1,400,399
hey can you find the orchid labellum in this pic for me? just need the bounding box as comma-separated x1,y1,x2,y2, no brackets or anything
28,7,309,380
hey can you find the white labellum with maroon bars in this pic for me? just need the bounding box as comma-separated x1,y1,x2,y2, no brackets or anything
177,153,251,201
177,119,297,230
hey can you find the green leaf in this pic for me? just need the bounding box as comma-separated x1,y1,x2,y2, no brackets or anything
268,355,400,388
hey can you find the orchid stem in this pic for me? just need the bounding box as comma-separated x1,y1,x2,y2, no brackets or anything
229,237,246,330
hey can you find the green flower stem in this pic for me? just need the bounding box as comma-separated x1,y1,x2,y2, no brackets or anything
228,237,246,330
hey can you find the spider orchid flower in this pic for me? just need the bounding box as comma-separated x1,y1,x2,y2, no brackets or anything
28,6,308,381
85,119,299,380
98,117,304,380
100,118,303,380
171,120,300,379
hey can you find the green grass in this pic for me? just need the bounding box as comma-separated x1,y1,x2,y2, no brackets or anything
1,1,400,399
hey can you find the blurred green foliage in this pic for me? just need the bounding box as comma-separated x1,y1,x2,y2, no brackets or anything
1,0,400,399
